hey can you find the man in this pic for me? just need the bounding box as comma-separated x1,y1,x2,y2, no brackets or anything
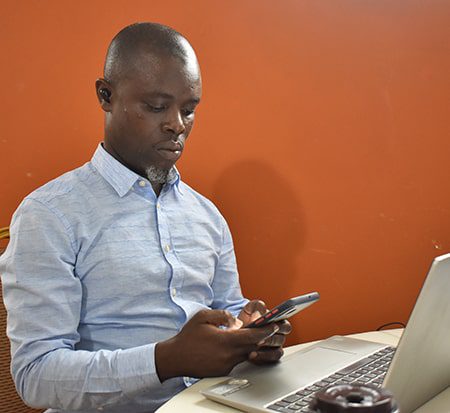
0,23,290,413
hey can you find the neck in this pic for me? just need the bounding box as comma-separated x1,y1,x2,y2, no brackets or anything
151,181,163,196
102,142,175,195
103,141,147,178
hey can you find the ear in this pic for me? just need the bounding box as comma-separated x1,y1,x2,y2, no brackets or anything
95,78,113,112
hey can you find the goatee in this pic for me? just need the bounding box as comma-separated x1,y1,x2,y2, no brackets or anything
145,165,177,184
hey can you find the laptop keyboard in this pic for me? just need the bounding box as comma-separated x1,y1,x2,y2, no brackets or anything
266,346,395,412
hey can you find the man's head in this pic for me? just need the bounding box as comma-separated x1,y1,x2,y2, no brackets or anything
96,22,202,180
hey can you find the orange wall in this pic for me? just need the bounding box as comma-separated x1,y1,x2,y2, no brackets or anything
1,1,449,345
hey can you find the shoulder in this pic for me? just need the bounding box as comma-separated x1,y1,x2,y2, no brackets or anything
21,161,110,216
11,163,102,248
15,163,101,228
25,163,91,205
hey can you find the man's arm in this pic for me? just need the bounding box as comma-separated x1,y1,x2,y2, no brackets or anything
1,199,160,410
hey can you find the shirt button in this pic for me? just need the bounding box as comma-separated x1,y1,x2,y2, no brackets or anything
171,288,177,297
164,244,171,253
157,203,161,209
138,180,146,187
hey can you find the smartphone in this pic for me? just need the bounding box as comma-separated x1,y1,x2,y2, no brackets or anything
246,292,320,328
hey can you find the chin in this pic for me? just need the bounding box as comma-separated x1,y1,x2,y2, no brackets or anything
156,162,176,171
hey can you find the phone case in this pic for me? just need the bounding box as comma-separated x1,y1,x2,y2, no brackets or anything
246,292,319,328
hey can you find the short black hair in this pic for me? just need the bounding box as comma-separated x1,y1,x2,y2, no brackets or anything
104,22,192,84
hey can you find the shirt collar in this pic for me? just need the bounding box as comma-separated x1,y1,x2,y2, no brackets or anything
91,143,182,197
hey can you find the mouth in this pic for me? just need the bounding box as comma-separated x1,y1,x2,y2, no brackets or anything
159,148,181,155
156,137,185,162
157,145,183,161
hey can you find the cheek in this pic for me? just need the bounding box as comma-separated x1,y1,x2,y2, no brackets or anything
184,118,195,136
133,106,146,121
120,103,146,123
128,110,160,134
113,107,135,131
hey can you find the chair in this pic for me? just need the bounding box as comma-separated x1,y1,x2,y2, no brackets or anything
0,226,9,248
0,226,44,412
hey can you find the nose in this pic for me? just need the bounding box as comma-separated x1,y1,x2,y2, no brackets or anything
162,108,186,136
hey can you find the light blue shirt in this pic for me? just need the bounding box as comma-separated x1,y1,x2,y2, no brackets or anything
0,144,248,413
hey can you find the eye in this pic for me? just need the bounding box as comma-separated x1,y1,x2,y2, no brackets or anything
145,103,166,113
182,108,196,117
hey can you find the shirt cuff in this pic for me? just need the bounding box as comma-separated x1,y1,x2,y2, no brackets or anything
183,376,199,387
117,343,159,397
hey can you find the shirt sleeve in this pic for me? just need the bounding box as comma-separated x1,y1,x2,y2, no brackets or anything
0,198,161,411
210,217,248,316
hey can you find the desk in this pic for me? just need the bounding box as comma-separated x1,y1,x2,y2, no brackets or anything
156,330,450,413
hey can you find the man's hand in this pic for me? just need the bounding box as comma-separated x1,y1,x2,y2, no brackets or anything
238,300,292,365
155,309,280,381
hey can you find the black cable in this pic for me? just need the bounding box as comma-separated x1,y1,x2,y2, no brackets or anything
376,322,406,331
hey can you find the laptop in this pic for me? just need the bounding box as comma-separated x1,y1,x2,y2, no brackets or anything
202,253,450,413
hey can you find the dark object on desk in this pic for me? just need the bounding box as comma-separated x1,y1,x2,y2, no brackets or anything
310,384,399,413
376,322,406,331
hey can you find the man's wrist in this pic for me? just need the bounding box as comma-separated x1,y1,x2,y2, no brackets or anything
155,336,181,382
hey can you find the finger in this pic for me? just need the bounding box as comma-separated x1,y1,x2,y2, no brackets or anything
234,323,280,346
228,317,243,330
257,332,286,347
192,309,236,328
243,300,267,316
239,300,269,325
275,320,292,335
249,347,284,364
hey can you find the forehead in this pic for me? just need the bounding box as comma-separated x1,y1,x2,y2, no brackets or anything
121,51,202,98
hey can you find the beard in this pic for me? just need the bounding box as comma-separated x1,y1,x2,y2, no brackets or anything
145,165,177,184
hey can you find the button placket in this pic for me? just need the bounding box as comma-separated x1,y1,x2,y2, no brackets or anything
156,194,183,310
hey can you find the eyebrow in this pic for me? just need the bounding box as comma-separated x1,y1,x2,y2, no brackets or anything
143,92,201,104
144,92,173,99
